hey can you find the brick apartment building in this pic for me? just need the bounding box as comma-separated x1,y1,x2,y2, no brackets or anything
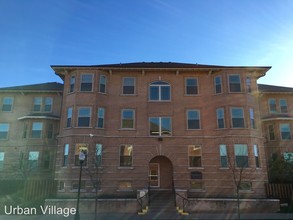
0,82,63,185
51,62,272,199
1,62,293,212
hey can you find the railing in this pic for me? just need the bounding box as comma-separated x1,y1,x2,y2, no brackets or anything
137,190,149,213
175,192,189,213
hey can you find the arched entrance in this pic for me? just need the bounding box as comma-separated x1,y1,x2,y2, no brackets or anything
149,156,173,189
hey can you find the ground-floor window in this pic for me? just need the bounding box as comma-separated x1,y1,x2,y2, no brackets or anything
118,181,132,191
190,171,203,189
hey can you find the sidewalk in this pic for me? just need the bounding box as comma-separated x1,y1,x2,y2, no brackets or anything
1,213,293,220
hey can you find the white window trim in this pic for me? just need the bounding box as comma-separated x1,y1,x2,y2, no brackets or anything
185,77,199,96
80,73,94,92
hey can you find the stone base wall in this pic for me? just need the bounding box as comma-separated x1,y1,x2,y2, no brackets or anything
187,198,280,213
45,198,137,214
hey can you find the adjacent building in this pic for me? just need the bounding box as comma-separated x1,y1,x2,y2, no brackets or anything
0,82,63,183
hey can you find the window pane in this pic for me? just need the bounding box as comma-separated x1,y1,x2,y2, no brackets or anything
67,107,72,127
280,124,291,140
44,97,53,112
161,86,170,100
70,76,75,92
219,144,228,167
188,110,200,129
150,86,159,100
229,75,241,92
217,108,225,129
0,123,9,139
97,108,105,128
99,75,106,93
33,97,42,111
234,144,248,168
186,78,198,95
232,108,244,128
78,108,91,127
2,97,13,111
32,122,42,138
123,77,135,94
161,117,171,136
268,124,275,140
269,99,277,113
81,74,93,91
280,99,288,113
150,117,160,136
96,144,102,167
122,110,134,128
215,76,222,93
120,145,132,167
189,145,202,167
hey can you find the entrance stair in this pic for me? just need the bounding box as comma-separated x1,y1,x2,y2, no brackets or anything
139,189,189,219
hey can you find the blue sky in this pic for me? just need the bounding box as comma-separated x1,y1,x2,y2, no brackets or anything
0,0,292,87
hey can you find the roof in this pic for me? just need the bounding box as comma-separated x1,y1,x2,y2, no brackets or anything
258,84,293,93
52,62,271,80
0,82,64,92
51,61,271,70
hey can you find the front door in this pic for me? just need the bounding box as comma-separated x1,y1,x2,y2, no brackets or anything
149,163,160,187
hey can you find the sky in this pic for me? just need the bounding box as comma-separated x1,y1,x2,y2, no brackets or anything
0,0,293,88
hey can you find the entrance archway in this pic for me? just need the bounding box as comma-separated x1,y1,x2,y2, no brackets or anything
149,156,173,189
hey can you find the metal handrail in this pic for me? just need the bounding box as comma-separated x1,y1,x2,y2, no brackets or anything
137,191,148,213
175,191,189,213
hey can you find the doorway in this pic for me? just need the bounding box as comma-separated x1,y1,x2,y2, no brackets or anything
149,156,173,189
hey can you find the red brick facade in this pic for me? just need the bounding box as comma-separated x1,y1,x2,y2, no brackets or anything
52,63,271,199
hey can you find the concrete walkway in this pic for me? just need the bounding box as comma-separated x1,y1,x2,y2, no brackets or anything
1,213,293,220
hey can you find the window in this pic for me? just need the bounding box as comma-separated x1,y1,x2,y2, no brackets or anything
43,151,50,169
0,123,9,140
254,144,260,168
47,123,53,139
229,75,241,92
149,117,171,136
268,124,275,140
23,124,28,139
187,110,200,129
280,124,291,140
246,76,251,93
44,97,53,112
80,74,93,91
239,182,252,191
149,81,171,101
33,97,53,112
216,108,225,129
269,99,277,113
69,75,75,93
249,108,255,129
72,181,85,191
280,99,288,113
185,78,198,95
66,107,73,128
214,76,222,94
219,144,228,168
190,171,203,189
28,151,39,170
234,144,248,168
2,97,13,112
33,97,42,111
283,152,293,162
120,145,133,167
118,181,132,191
99,75,106,93
188,145,202,167
31,122,43,138
78,107,91,127
122,77,135,94
58,181,65,191
121,109,135,129
0,152,4,170
231,108,245,128
95,144,102,167
97,108,105,128
74,143,88,166
63,144,69,167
